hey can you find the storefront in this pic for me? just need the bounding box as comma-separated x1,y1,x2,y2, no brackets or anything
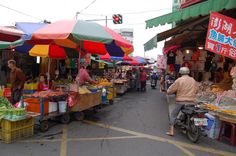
144,0,236,145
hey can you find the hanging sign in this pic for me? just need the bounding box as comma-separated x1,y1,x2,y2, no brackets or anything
99,62,105,69
205,12,236,60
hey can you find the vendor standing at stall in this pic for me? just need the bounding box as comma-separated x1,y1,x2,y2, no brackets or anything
38,74,50,91
76,64,97,86
8,60,26,105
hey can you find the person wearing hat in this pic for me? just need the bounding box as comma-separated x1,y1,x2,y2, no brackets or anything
76,64,96,86
166,67,198,136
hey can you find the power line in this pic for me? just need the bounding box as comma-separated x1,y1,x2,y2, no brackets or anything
0,4,43,21
79,0,97,14
119,8,172,15
79,8,172,17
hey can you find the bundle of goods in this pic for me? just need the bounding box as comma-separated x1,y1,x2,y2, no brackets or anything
203,103,220,111
220,109,236,116
196,91,217,103
211,83,232,94
198,81,213,92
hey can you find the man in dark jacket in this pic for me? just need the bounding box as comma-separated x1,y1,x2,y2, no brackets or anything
8,60,26,104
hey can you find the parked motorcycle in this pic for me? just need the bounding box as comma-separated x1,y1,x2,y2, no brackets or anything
175,104,208,143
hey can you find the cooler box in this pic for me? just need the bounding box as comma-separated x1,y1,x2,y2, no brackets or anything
24,98,49,115
204,114,221,139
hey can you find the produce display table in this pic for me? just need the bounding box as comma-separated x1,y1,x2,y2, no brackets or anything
219,115,236,124
22,91,69,132
70,91,102,112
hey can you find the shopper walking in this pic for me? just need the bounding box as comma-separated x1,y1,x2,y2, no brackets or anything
140,68,147,92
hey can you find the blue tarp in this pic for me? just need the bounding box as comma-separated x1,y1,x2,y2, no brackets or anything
15,22,47,53
15,22,47,40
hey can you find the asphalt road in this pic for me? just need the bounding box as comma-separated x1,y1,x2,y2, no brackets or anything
1,83,236,156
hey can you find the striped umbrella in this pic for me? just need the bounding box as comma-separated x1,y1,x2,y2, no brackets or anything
0,26,24,49
15,22,81,58
29,20,133,57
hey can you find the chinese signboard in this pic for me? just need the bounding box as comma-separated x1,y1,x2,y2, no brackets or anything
157,55,167,69
205,12,236,60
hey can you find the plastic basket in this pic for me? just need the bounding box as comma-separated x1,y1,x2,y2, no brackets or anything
0,117,34,143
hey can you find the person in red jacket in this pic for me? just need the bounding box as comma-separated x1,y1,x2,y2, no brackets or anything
38,74,49,91
140,68,147,92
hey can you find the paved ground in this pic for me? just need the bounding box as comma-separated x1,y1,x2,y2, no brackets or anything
1,83,236,156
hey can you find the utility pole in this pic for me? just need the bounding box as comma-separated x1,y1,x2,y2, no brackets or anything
105,16,107,26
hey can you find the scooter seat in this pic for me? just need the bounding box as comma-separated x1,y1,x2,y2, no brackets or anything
194,108,208,114
181,109,194,115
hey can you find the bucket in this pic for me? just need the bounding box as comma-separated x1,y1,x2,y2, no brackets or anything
58,101,67,113
49,102,58,113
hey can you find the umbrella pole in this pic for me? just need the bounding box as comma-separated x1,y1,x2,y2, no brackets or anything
112,60,115,102
77,42,81,93
48,58,51,86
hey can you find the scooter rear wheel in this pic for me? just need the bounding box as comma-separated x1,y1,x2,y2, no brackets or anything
187,120,200,143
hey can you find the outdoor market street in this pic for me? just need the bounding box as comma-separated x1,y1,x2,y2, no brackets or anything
1,83,236,156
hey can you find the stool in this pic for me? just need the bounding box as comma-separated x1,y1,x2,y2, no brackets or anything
218,121,236,146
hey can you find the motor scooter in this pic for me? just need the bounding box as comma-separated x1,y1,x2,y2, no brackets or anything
151,72,158,89
175,104,208,143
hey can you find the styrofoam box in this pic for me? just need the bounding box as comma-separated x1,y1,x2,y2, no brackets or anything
205,115,221,139
49,102,58,113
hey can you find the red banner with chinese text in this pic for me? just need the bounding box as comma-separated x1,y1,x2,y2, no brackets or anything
205,12,236,60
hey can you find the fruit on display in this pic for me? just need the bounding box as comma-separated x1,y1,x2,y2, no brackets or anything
4,108,26,120
0,97,26,120
31,91,65,98
0,97,12,109
96,78,112,87
78,86,91,94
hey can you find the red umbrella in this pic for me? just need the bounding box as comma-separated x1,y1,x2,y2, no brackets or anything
100,53,133,61
123,55,133,61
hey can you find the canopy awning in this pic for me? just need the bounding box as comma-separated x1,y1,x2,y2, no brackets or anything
146,0,236,28
144,16,209,51
91,56,113,67
144,35,157,52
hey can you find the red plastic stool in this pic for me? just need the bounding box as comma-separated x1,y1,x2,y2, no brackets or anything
218,121,236,146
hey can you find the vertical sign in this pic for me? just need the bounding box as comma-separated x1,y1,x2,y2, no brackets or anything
205,12,236,60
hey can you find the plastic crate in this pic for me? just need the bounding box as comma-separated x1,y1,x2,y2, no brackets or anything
3,88,11,98
0,117,34,143
24,98,49,114
23,90,36,94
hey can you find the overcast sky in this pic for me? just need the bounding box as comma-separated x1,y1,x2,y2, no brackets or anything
0,0,172,59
